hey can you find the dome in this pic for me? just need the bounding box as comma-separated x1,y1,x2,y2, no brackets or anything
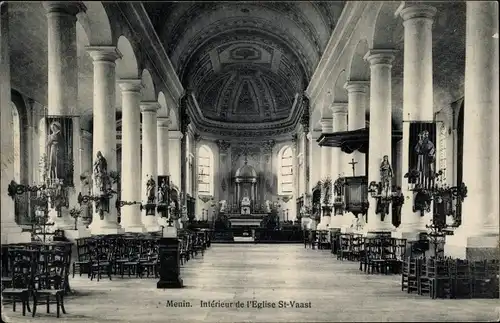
235,163,257,178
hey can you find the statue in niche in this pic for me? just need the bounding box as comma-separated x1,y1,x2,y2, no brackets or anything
265,200,272,213
219,200,227,213
380,155,393,197
93,151,108,194
146,176,156,204
415,130,436,188
47,121,65,181
158,178,168,204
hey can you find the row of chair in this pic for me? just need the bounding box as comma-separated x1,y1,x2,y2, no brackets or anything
402,257,499,299
1,241,73,318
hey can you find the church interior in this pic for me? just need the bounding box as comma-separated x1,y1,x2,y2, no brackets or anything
1,1,499,322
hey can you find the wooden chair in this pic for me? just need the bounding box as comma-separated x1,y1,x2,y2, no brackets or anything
32,249,70,318
72,238,90,278
2,249,38,316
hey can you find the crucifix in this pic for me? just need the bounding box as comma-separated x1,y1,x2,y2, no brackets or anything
348,158,358,176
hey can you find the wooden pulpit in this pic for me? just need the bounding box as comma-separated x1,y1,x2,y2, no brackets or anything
343,176,368,217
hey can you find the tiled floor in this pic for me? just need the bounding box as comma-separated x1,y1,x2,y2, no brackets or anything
3,244,499,322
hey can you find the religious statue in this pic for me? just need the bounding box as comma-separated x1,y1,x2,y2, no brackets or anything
47,121,65,181
380,155,393,197
146,176,156,204
93,151,108,194
415,130,435,189
158,178,168,204
264,200,271,213
219,200,227,213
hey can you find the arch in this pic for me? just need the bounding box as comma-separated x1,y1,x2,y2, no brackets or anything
278,145,294,194
116,36,139,79
10,90,28,185
333,70,348,103
370,2,402,49
157,91,169,119
11,102,21,183
79,2,114,45
141,69,156,101
348,39,370,81
197,145,214,196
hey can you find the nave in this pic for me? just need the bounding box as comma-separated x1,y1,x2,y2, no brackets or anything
3,244,497,323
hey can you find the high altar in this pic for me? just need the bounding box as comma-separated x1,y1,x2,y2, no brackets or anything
234,160,257,214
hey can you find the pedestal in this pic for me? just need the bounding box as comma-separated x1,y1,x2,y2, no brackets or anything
444,227,499,261
328,214,344,230
157,238,183,289
64,227,91,242
317,216,330,230
0,222,31,244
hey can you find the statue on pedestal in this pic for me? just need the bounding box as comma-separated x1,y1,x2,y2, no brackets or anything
380,155,393,197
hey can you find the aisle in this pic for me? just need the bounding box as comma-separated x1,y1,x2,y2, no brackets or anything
4,244,497,322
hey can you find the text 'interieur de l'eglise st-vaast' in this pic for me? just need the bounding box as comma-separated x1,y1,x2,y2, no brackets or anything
165,300,312,309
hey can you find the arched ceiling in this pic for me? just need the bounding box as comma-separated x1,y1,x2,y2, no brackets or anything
144,1,344,137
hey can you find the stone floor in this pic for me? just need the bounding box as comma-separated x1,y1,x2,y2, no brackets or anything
3,244,499,322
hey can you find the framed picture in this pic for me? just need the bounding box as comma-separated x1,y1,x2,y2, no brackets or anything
407,122,437,189
45,116,74,187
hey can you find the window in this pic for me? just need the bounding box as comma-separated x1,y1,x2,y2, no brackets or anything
279,146,294,194
197,145,213,195
12,102,21,183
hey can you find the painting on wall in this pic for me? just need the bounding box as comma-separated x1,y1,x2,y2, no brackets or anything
407,122,437,189
45,116,74,187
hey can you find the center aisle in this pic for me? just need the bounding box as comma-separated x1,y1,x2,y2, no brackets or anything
6,244,497,322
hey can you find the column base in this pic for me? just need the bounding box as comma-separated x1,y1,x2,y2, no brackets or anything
89,223,124,236
64,227,91,242
317,216,331,230
444,227,499,261
123,224,147,233
392,224,424,241
163,226,178,238
0,222,31,244
328,215,344,230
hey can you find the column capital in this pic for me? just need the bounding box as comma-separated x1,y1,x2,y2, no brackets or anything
140,101,160,113
330,102,348,114
364,49,398,66
344,81,370,93
157,117,171,128
320,118,333,133
86,46,122,62
169,130,184,140
43,1,87,15
400,4,437,22
118,79,143,92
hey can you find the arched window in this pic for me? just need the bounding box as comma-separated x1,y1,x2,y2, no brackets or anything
279,146,294,194
11,102,21,182
197,145,213,195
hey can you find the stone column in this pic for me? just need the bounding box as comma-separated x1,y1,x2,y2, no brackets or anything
157,117,170,223
364,49,397,234
141,102,161,232
118,79,145,232
169,131,183,190
0,3,31,244
445,1,499,260
329,103,348,230
44,1,86,230
157,117,171,177
317,118,333,230
344,81,369,175
87,46,123,235
396,5,437,239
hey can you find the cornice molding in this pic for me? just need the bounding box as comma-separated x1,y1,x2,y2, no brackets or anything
306,2,368,109
124,3,184,107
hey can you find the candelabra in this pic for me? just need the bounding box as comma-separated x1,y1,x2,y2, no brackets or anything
404,170,468,218
367,182,404,221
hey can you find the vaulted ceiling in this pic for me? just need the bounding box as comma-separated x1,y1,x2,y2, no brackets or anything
144,2,344,137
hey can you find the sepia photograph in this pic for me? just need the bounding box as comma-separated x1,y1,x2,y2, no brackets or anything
0,1,499,322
